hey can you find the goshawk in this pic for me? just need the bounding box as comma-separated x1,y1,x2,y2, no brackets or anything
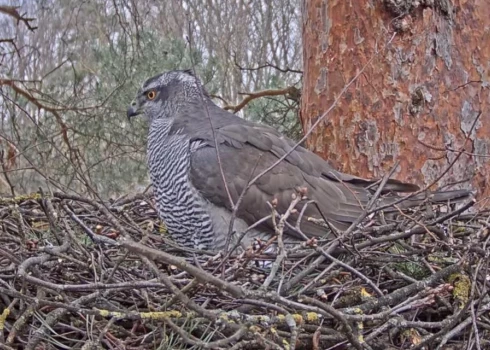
127,70,470,250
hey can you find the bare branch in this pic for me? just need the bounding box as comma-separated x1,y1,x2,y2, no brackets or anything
223,86,301,113
0,6,37,31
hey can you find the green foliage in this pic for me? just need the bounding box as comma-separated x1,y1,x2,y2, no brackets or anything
87,34,221,194
246,91,302,141
1,4,302,197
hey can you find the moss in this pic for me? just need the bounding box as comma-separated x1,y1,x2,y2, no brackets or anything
390,244,430,279
427,253,458,265
140,310,182,319
449,273,471,309
306,312,319,322
98,309,122,318
249,325,261,332
353,307,364,315
0,308,10,330
292,314,303,324
0,193,42,205
97,309,184,320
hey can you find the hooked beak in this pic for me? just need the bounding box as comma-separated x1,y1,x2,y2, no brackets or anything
127,100,142,120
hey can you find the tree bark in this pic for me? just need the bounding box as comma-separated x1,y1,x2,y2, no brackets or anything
301,0,490,201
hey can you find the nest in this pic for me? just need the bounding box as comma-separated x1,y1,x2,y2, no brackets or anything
0,191,489,350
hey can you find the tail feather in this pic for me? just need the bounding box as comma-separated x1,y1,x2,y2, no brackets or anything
425,189,473,203
383,189,473,210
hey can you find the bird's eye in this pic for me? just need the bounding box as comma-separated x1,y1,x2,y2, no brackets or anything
146,90,156,100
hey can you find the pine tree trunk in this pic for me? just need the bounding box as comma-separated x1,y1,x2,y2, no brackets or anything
301,0,489,200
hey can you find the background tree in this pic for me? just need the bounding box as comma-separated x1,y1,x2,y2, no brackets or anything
301,0,489,204
0,0,302,197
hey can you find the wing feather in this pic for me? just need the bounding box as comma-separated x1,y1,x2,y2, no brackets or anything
175,101,422,237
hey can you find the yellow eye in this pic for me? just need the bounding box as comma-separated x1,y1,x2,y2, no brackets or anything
146,90,156,100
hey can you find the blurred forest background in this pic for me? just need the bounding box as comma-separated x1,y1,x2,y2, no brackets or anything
0,0,303,198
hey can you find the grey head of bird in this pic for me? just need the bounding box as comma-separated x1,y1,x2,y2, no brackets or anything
127,69,203,122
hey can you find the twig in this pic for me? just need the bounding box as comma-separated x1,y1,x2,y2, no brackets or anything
0,6,37,31
262,195,301,289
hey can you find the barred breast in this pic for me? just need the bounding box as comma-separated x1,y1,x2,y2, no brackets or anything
147,119,215,250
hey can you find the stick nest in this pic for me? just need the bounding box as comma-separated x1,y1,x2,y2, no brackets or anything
0,191,489,350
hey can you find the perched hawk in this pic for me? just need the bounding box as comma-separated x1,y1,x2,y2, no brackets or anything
127,70,470,250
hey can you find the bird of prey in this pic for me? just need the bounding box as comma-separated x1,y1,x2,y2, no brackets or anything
127,70,470,251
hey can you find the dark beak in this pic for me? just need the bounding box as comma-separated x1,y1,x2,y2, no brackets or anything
127,100,142,120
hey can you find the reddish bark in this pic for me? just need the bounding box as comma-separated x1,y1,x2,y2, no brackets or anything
301,0,490,204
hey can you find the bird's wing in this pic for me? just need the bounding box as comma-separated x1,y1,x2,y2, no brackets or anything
177,101,470,238
183,104,381,237
189,140,368,238
215,122,419,193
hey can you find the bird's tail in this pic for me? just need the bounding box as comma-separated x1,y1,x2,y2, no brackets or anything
382,189,473,210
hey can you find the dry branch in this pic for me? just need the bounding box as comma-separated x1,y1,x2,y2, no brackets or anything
224,86,300,113
0,190,487,349
0,6,37,31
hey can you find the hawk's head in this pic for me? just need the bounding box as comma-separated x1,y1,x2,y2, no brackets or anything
127,69,202,121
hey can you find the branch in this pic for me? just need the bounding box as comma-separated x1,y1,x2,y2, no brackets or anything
224,86,300,113
120,239,245,298
0,6,37,31
233,54,303,74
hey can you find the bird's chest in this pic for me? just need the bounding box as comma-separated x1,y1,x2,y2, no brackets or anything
146,133,216,248
147,135,193,201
